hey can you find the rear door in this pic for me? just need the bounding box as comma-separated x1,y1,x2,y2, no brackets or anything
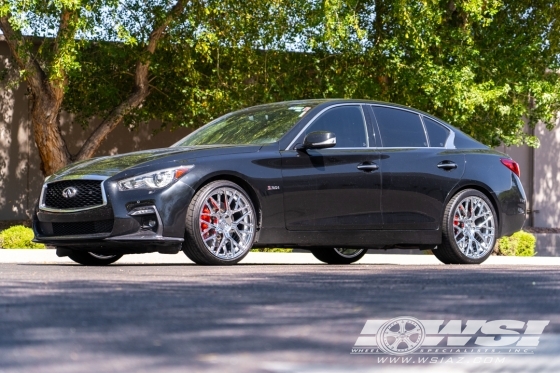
369,105,465,230
281,104,383,231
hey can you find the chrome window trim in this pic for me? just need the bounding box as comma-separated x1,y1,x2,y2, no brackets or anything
285,104,369,150
39,175,109,213
284,102,456,151
299,147,379,151
368,146,449,150
419,115,431,147
420,114,455,149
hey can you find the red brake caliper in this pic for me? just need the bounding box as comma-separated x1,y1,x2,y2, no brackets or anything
200,206,214,239
454,206,463,229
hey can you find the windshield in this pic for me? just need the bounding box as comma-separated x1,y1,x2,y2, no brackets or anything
173,103,318,146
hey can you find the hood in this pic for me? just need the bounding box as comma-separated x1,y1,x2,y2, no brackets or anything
47,145,261,182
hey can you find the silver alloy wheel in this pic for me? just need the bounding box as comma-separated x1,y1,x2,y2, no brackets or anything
452,196,495,259
334,248,364,258
88,252,118,260
198,187,255,260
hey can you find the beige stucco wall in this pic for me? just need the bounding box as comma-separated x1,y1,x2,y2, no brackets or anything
533,121,560,228
1,42,33,221
486,120,560,229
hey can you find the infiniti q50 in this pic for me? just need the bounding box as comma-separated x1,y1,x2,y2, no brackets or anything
33,100,526,265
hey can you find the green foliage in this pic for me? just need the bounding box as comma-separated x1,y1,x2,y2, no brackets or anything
0,226,45,249
3,0,560,148
251,248,293,253
496,231,536,257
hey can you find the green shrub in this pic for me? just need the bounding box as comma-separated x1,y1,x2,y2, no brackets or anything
0,226,45,249
251,248,293,253
496,231,536,257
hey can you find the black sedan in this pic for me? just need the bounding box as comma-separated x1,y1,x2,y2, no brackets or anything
33,99,526,266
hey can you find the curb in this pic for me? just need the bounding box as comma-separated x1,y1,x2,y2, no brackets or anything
1,249,560,266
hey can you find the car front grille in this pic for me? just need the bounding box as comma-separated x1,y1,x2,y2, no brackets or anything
51,220,114,236
43,180,104,210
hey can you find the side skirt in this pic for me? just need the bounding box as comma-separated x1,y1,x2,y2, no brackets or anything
254,228,442,249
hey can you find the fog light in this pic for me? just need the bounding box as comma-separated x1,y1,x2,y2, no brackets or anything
140,215,158,230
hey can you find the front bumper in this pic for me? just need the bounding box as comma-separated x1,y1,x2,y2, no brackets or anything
33,177,196,254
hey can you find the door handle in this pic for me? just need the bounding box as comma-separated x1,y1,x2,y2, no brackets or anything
437,161,458,170
357,163,379,172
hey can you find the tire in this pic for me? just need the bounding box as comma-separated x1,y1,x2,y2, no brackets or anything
67,251,123,266
183,180,257,265
310,248,368,264
435,189,497,264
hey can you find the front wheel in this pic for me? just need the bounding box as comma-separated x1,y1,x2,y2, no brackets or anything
311,248,368,264
434,189,497,264
67,251,123,266
183,180,257,265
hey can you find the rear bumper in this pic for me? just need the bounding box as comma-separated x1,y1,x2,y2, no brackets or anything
496,173,527,237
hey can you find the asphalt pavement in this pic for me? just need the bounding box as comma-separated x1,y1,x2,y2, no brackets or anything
0,251,559,373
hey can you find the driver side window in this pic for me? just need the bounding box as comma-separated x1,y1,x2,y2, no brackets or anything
302,106,368,148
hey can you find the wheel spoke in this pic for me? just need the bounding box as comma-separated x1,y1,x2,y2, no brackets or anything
385,331,401,338
389,338,402,349
405,327,421,336
401,336,415,348
234,211,252,224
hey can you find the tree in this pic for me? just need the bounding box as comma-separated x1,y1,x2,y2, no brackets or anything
2,0,559,178
63,0,560,150
0,0,317,176
298,0,560,147
0,0,187,175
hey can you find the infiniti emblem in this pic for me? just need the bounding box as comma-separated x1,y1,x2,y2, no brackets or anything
62,187,78,198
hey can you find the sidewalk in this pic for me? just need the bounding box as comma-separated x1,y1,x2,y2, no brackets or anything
1,249,560,265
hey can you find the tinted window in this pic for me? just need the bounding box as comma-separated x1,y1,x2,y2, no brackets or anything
303,106,367,148
372,107,427,147
423,117,450,147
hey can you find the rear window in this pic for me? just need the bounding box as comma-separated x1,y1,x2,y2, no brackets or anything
372,107,427,147
423,117,450,147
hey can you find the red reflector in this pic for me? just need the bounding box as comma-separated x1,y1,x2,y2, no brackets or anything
500,158,520,177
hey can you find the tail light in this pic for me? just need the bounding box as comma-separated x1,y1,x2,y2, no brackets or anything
500,158,520,177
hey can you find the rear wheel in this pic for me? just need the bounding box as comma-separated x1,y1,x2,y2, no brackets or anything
183,180,257,265
435,189,497,264
67,251,123,266
311,248,368,264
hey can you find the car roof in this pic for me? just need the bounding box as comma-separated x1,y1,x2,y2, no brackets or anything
249,98,449,124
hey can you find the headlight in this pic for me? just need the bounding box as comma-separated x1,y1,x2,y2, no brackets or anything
118,166,193,191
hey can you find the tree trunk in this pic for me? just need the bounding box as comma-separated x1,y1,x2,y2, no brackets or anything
29,91,72,175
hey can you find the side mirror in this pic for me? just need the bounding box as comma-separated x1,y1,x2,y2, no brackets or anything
297,131,336,150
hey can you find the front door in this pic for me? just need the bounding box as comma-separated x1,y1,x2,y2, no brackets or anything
281,105,383,231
